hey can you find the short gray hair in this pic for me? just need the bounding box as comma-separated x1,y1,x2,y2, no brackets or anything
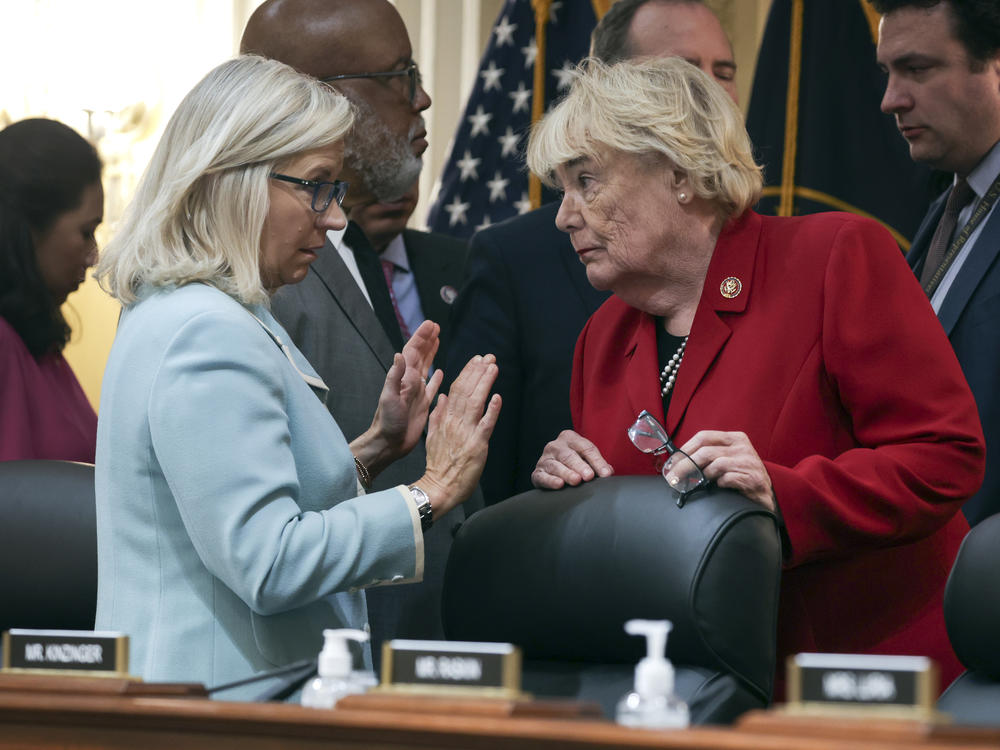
527,57,762,218
97,55,353,305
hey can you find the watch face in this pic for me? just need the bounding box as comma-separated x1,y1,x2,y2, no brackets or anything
410,486,433,530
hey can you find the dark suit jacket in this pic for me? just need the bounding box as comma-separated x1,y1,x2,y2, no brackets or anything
402,228,466,370
908,187,1000,526
445,203,610,505
572,210,982,691
270,223,473,668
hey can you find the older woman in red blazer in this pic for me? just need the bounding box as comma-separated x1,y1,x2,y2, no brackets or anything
526,57,984,692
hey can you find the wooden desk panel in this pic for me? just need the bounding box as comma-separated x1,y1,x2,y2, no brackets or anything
0,686,998,749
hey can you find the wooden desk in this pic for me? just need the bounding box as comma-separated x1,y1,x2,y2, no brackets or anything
0,676,998,749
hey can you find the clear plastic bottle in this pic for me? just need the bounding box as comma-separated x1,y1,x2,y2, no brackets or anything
615,619,690,729
301,628,373,709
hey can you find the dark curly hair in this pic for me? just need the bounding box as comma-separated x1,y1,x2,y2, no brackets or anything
0,118,102,356
868,1,1000,67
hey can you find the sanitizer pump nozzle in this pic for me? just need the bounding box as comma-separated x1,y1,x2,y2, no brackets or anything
615,619,689,729
301,629,372,709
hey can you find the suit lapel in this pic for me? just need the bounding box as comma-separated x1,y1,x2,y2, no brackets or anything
666,211,760,434
345,223,406,351
405,229,457,327
938,205,1000,335
622,313,665,424
309,234,397,372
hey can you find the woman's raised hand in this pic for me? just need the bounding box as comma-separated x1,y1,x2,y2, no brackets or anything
531,430,614,489
352,320,442,477
417,355,502,518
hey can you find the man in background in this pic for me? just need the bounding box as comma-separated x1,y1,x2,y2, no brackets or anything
445,0,740,505
350,182,465,370
241,0,475,667
875,0,1000,525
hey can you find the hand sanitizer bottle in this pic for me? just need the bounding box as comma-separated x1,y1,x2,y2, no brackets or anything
615,619,690,729
301,628,372,709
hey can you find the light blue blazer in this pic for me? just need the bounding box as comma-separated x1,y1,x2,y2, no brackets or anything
94,283,423,699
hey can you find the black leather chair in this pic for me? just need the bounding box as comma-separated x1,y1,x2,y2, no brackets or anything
937,512,1000,726
442,476,782,724
0,460,97,632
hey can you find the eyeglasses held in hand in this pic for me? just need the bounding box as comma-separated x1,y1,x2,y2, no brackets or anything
321,61,423,106
626,410,708,507
270,173,349,213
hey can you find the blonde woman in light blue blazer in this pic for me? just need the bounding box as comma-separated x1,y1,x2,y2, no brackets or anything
93,56,500,699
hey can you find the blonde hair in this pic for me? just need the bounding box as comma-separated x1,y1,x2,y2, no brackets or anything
97,55,353,305
527,57,762,217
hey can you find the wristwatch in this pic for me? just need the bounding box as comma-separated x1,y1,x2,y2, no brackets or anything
408,485,433,532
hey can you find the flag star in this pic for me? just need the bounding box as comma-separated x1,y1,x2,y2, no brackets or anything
509,82,532,114
455,150,481,182
514,191,532,215
552,60,576,91
444,195,471,226
486,171,510,203
549,1,563,23
467,106,493,137
476,215,493,232
521,38,538,69
498,127,520,158
480,61,505,93
493,15,517,47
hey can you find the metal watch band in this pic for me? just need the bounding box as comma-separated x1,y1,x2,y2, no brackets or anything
408,485,433,532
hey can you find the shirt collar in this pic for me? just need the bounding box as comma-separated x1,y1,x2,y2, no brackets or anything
379,233,409,272
965,138,1000,198
327,226,348,249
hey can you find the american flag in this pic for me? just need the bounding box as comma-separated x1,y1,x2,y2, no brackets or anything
426,0,601,238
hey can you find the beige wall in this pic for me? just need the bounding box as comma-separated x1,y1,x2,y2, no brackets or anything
3,0,772,411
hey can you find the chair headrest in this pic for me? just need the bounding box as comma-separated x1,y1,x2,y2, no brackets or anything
442,476,782,703
944,512,1000,679
0,460,97,632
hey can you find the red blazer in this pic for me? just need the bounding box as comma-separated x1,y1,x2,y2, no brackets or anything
571,210,984,691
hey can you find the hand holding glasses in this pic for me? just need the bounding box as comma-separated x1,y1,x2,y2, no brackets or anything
627,410,709,507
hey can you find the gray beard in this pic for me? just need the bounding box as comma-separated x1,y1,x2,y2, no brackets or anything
345,99,424,202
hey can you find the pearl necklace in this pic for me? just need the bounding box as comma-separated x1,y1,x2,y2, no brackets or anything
659,336,688,397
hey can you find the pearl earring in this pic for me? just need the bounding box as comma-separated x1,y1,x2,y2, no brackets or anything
678,192,687,201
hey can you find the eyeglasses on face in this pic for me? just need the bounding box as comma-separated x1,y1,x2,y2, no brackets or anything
626,409,709,507
270,173,349,213
321,61,423,105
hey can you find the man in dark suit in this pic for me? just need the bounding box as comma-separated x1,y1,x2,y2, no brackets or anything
350,182,465,370
874,0,1000,525
240,0,474,667
446,0,740,505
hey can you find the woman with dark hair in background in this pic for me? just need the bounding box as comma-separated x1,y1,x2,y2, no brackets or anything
0,118,103,461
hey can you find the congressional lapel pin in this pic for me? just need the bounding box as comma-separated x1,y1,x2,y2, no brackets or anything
720,277,742,299
440,285,458,304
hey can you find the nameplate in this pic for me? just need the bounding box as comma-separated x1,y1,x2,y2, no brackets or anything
786,653,938,717
2,629,129,677
381,640,521,697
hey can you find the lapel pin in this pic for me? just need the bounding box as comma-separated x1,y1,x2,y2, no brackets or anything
720,277,742,299
440,285,458,304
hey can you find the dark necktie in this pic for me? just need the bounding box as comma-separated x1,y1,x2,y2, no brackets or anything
345,223,406,352
920,178,975,289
